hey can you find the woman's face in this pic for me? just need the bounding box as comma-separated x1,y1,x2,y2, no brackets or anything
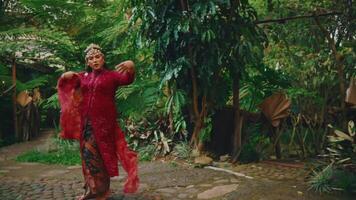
87,53,105,71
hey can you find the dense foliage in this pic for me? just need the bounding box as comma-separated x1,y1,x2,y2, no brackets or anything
0,0,355,193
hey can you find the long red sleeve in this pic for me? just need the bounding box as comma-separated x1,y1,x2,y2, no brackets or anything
57,74,82,140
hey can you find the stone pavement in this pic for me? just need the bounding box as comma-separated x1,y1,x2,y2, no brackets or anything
0,130,354,200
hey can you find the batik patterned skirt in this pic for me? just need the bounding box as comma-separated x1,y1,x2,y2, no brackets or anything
80,120,110,199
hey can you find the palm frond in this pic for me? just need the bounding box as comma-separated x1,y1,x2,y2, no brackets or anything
116,78,161,119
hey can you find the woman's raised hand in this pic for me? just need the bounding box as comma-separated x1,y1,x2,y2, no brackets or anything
115,60,135,74
61,71,77,79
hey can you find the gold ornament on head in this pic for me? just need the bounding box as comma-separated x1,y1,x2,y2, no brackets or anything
84,43,103,60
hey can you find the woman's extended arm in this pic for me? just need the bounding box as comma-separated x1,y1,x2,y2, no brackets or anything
113,60,136,86
58,71,81,89
61,71,78,79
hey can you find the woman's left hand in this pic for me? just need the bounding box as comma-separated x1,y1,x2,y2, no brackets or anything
115,60,135,74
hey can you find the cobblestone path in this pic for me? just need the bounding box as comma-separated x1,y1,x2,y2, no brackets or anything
0,130,353,200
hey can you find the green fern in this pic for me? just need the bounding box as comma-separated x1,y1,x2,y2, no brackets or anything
116,78,161,119
39,93,59,110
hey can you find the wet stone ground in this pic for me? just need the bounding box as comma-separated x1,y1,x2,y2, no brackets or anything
0,131,354,200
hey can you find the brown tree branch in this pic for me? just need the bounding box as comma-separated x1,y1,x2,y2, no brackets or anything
256,11,343,24
314,15,346,126
0,84,15,97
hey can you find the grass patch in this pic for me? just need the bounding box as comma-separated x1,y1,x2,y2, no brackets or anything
16,137,81,165
169,161,178,167
16,149,81,165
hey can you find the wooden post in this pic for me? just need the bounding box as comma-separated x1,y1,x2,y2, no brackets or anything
12,57,18,141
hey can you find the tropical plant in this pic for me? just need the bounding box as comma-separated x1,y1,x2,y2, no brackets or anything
128,0,267,157
248,0,355,161
309,163,334,193
309,121,356,193
325,121,356,171
125,115,173,156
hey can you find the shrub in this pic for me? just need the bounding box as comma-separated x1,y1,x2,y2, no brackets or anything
138,144,156,161
309,164,333,193
309,121,356,193
173,141,192,159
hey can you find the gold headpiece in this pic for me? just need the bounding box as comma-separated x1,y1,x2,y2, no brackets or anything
84,44,103,60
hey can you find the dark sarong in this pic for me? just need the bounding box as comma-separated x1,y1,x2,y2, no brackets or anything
80,120,110,199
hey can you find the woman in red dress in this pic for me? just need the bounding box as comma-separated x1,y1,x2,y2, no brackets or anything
58,44,139,200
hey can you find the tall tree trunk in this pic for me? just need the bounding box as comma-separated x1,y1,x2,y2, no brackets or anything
231,76,243,163
267,0,273,12
189,65,207,150
12,58,18,141
314,17,346,126
229,1,243,162
179,0,207,151
272,125,282,159
166,81,174,135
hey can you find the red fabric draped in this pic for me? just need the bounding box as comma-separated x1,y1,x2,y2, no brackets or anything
115,126,139,193
58,74,82,140
57,70,139,193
